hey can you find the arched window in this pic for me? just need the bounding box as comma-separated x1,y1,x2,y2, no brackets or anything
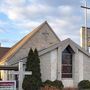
62,46,74,78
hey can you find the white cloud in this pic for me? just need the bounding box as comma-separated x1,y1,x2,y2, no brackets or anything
16,20,41,30
46,15,81,44
0,1,74,22
0,5,25,20
26,4,52,14
0,0,26,21
0,1,54,21
2,0,25,6
0,0,82,46
58,5,73,15
7,8,23,20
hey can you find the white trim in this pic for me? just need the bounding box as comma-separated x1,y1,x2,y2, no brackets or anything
57,47,62,80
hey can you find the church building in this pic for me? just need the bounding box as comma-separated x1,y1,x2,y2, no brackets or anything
0,21,90,87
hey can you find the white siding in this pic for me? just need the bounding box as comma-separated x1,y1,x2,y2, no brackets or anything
62,79,74,87
50,49,57,81
40,52,51,82
83,53,90,80
78,51,84,82
73,50,79,87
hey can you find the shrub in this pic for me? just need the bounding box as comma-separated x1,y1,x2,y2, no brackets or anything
78,80,90,90
41,80,64,89
42,80,53,87
53,80,64,89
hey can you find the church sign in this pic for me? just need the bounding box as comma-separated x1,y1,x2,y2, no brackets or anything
80,27,90,49
0,81,16,90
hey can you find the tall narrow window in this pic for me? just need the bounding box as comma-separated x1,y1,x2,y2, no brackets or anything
62,46,74,78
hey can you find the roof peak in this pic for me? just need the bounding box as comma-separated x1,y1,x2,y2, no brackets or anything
0,21,60,64
43,20,48,23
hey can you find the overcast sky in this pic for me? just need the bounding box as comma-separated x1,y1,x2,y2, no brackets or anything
0,0,90,47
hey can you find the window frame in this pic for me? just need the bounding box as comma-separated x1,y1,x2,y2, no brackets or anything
61,47,73,78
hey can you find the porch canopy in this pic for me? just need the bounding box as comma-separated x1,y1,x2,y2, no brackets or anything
0,66,18,70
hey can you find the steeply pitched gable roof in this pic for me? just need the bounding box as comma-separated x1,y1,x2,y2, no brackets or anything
0,21,60,64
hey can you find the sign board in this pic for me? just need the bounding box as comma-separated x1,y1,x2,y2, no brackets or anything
80,27,90,48
0,81,16,90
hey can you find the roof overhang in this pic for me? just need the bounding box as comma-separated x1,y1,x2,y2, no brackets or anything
0,66,18,70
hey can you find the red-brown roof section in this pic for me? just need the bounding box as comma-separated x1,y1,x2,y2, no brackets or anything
0,47,11,60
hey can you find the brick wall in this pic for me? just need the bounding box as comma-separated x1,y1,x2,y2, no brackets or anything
41,86,78,90
41,86,61,90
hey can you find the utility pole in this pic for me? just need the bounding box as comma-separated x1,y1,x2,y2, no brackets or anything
81,0,90,51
